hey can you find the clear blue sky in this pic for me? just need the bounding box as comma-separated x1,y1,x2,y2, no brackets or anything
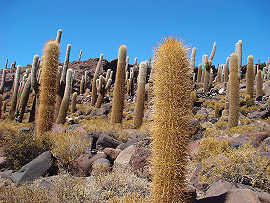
0,0,269,69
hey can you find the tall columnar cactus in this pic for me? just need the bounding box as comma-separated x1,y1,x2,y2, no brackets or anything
201,65,205,83
84,70,88,92
91,54,103,106
17,74,31,122
246,55,254,99
256,70,263,98
111,45,127,124
78,50,83,61
224,57,229,82
71,92,77,113
215,102,220,118
148,66,155,105
56,29,62,44
228,53,239,128
37,40,60,134
80,75,85,95
9,65,21,120
203,55,211,93
31,55,40,94
197,64,202,83
57,69,73,124
217,65,221,83
209,69,213,87
127,67,135,100
134,57,137,66
125,56,129,72
0,69,7,94
151,37,191,203
190,47,196,72
209,41,217,61
95,69,113,108
0,94,2,119
55,44,71,120
133,62,147,128
235,40,242,77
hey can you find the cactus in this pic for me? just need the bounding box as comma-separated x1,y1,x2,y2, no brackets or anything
209,69,213,87
31,54,39,94
209,41,217,61
0,94,2,119
17,74,31,122
228,53,239,128
91,54,103,106
55,44,71,120
149,57,152,67
80,75,85,95
96,69,112,108
148,66,155,105
71,92,77,113
201,65,205,83
78,50,83,61
133,62,147,128
127,67,135,100
256,70,263,98
56,29,62,44
57,69,73,124
190,47,196,72
125,56,129,72
203,55,211,93
224,57,229,82
111,45,127,124
36,40,60,134
134,57,137,66
217,65,221,83
197,64,202,83
215,102,220,118
246,55,254,99
151,37,191,203
235,40,242,77
0,69,7,94
84,70,88,92
3,100,7,113
9,65,21,120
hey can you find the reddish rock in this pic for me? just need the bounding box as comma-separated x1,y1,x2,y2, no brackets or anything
68,152,106,177
51,123,65,133
206,179,236,197
188,140,200,160
130,147,151,180
241,132,268,143
104,148,122,162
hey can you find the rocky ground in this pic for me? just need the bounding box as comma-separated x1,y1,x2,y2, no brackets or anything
0,59,269,202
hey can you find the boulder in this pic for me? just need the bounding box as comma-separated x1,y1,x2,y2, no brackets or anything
10,151,58,184
51,123,65,133
103,148,122,163
91,158,111,175
96,133,122,149
117,138,139,150
68,152,106,177
113,145,136,171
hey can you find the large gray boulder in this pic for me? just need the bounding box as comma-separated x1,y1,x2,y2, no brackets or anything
10,151,58,184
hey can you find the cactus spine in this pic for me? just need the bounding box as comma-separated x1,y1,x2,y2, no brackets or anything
246,55,254,99
133,62,147,128
91,54,103,106
228,53,239,128
111,45,127,124
37,40,59,134
71,92,77,113
256,70,263,98
151,37,191,203
57,69,73,124
9,65,21,120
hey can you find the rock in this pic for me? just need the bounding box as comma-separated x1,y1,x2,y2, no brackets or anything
130,146,151,180
248,109,270,119
51,123,65,133
38,179,55,190
190,163,203,190
197,189,260,203
188,140,200,160
95,104,112,116
18,127,31,132
113,145,136,171
241,132,268,143
263,81,270,97
96,133,122,149
103,148,122,163
67,124,88,135
10,151,58,184
0,156,7,170
117,138,139,150
1,170,13,179
229,134,257,147
91,158,111,175
206,179,237,197
78,115,86,120
68,152,106,177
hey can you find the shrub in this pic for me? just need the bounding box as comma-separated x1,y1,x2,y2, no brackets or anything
0,126,47,170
